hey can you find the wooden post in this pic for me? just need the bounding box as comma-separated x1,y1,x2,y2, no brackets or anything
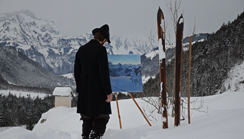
188,36,193,124
129,93,152,126
115,92,122,129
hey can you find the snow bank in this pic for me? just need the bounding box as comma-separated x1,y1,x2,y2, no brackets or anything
0,127,31,139
33,107,80,133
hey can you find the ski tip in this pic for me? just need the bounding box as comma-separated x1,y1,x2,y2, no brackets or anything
178,14,184,24
157,8,164,19
158,7,162,13
180,14,183,19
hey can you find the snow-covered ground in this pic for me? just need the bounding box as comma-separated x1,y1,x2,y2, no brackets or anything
62,73,74,79
1,54,244,139
0,90,49,99
223,61,244,92
0,90,243,139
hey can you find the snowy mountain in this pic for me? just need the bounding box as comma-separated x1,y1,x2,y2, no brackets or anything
183,33,208,47
0,9,207,80
108,62,141,77
0,44,74,90
0,10,156,75
109,34,155,55
0,9,89,74
140,33,208,79
108,62,143,92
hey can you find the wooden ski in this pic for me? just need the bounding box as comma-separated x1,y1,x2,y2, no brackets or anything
174,15,184,127
157,7,168,129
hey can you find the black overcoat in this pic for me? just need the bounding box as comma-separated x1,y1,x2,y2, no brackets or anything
74,40,112,114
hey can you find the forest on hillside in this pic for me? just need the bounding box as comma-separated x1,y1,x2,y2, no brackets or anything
0,93,79,128
143,11,244,97
0,94,54,128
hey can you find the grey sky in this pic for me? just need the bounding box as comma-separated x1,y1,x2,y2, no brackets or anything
0,0,243,39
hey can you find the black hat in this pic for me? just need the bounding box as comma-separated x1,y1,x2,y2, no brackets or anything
92,24,111,43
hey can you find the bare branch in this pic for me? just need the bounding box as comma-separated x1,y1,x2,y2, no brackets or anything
164,0,182,46
147,30,157,56
141,0,204,122
192,17,196,35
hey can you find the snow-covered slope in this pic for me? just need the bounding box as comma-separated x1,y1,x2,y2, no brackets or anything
0,45,74,89
0,90,243,139
222,61,244,92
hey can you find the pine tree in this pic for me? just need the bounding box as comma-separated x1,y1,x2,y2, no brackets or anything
25,95,35,124
0,94,6,126
26,119,34,130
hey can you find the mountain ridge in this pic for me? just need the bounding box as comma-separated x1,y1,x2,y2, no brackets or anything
0,10,156,75
0,10,208,88
0,43,74,90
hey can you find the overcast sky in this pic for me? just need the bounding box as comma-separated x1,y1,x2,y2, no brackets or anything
0,0,243,38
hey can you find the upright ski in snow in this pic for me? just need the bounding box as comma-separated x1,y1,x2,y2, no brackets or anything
174,15,184,127
157,7,168,129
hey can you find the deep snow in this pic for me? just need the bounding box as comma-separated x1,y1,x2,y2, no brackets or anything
0,90,244,139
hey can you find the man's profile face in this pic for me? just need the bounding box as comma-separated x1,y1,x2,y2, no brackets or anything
101,39,107,46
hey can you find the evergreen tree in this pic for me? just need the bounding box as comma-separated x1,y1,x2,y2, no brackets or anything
0,94,6,126
26,119,34,130
0,93,55,127
25,95,35,124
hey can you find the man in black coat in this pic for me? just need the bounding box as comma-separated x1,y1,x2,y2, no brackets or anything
74,24,113,139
